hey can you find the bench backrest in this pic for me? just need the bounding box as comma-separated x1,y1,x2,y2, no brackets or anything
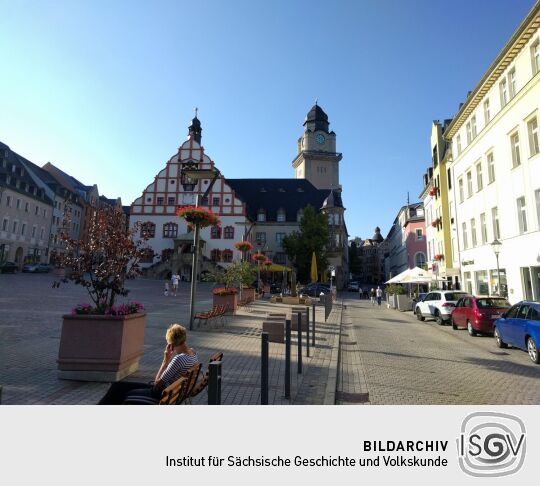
190,352,224,398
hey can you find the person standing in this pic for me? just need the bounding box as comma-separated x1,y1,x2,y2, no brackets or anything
376,286,383,307
370,288,376,306
171,273,179,297
358,286,362,300
164,277,169,297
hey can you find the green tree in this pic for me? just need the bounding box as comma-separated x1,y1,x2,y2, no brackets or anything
282,205,328,284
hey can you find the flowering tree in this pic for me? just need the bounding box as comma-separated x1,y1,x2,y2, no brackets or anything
57,203,152,313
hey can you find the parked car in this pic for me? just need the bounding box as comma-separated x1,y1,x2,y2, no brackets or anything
23,263,52,273
0,262,18,274
494,301,540,364
412,292,428,304
451,295,511,335
414,290,469,325
301,283,331,297
347,281,359,292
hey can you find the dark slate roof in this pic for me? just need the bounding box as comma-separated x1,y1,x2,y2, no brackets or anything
227,178,335,222
0,141,54,205
321,189,344,209
372,226,384,243
305,104,328,124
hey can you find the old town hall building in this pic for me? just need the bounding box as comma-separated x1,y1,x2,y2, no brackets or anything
130,105,349,288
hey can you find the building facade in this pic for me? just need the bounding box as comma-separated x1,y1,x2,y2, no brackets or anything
130,105,350,287
420,120,458,289
385,203,427,279
444,3,540,302
0,143,53,265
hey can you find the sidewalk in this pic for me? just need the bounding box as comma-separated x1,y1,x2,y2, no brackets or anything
0,274,344,405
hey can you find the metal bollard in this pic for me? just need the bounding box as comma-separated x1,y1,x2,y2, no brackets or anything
285,319,291,399
261,332,269,405
306,306,310,357
312,302,316,347
297,311,303,374
208,361,222,405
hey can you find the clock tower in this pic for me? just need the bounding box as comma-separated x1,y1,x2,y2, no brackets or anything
292,103,342,190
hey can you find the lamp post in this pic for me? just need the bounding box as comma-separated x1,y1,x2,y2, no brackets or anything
180,161,221,330
491,238,502,296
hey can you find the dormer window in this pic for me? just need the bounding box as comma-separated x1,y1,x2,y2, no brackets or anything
257,209,266,222
277,208,286,222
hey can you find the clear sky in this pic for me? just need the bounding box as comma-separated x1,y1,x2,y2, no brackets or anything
0,0,536,239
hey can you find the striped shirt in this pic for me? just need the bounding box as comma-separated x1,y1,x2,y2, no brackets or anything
160,351,199,387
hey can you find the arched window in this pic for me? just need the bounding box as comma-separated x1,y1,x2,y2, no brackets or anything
223,226,234,239
415,252,427,269
211,226,221,239
222,249,233,262
140,222,155,238
257,209,266,222
211,249,221,262
277,208,286,222
163,222,178,238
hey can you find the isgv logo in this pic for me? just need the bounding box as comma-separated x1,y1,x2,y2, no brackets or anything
457,412,526,477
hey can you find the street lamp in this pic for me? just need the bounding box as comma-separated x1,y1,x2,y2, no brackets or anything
491,238,502,296
180,160,221,330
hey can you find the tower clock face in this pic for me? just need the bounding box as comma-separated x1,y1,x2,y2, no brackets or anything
316,134,325,144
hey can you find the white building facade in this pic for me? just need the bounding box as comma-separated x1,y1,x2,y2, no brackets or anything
445,3,540,302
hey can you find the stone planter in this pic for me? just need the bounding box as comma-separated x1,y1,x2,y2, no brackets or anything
262,320,285,343
213,293,238,313
242,287,256,303
57,312,146,382
396,295,411,311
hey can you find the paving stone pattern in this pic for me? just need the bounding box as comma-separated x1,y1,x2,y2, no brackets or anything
342,296,540,404
0,274,341,405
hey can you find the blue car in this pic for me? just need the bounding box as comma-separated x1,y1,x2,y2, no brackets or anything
494,301,540,364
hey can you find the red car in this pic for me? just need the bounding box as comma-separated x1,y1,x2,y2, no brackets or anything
451,295,511,336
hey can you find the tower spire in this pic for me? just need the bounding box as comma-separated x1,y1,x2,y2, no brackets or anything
188,108,202,144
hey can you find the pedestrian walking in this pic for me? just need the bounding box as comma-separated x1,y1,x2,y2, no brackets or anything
171,273,180,297
376,286,383,307
164,279,169,297
370,288,376,306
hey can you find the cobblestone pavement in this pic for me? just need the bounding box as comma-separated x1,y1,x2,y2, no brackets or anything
0,273,340,405
341,295,540,404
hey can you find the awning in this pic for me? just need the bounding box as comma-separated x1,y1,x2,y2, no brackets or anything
264,264,292,272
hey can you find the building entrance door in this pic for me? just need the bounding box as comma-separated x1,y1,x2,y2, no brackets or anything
531,266,540,301
521,267,534,301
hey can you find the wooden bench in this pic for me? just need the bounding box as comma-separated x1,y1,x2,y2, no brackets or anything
123,363,202,405
187,351,224,403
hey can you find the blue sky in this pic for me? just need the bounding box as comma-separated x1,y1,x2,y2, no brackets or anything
0,0,535,239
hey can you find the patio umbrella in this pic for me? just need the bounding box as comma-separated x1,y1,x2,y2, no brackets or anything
310,252,318,283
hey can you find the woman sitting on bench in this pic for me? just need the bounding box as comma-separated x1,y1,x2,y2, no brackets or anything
98,323,199,405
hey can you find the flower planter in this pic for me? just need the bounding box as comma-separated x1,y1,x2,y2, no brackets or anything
242,287,256,303
57,312,146,382
396,295,411,312
213,293,238,313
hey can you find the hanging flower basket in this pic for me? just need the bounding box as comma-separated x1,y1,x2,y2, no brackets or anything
263,259,272,267
176,205,220,228
434,254,445,261
431,220,438,227
234,241,253,252
252,252,267,263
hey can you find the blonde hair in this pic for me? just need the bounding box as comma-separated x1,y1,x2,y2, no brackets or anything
166,324,187,347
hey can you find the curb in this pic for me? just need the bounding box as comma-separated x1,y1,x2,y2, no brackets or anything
323,300,344,405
